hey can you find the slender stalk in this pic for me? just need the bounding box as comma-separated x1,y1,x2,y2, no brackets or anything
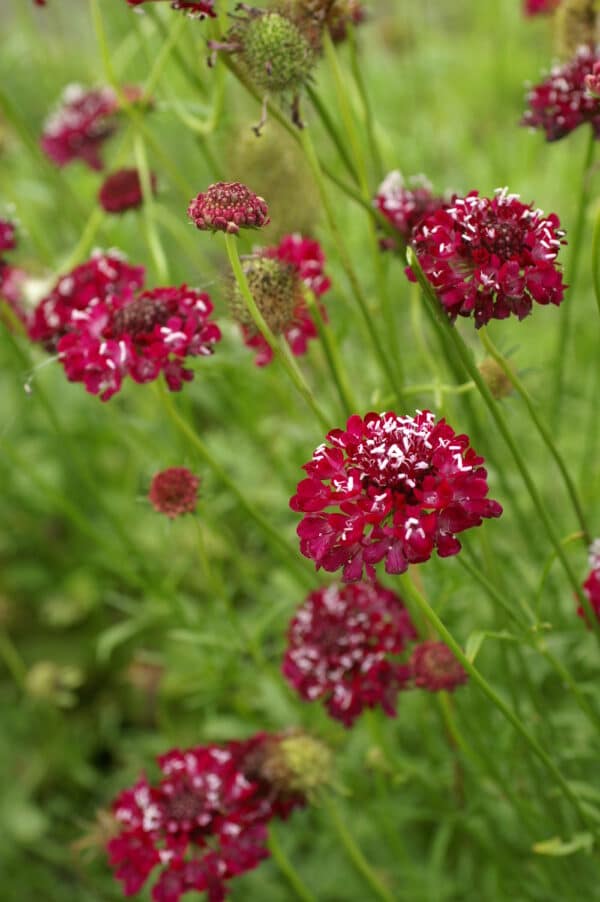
399,574,596,833
306,84,360,185
134,135,169,282
323,798,395,902
479,327,590,544
224,233,330,430
268,825,317,902
0,630,26,688
592,200,600,320
302,287,357,417
348,26,384,180
407,248,600,644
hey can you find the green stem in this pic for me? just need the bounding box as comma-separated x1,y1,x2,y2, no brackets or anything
268,825,316,902
348,26,384,180
224,233,330,429
134,134,169,282
479,327,590,544
323,798,395,902
306,84,359,185
399,574,596,834
592,200,600,320
0,630,26,688
407,248,600,646
302,287,357,417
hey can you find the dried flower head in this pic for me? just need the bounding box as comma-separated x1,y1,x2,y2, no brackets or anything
305,0,366,43
232,233,330,365
375,171,445,246
408,188,566,327
148,467,200,518
126,0,216,16
98,167,157,214
107,735,306,902
409,641,468,692
522,45,600,140
41,84,120,170
290,410,502,582
188,181,269,234
283,581,416,726
555,0,599,57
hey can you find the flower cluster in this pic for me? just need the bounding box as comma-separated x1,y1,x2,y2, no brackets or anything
290,410,502,582
149,468,200,518
107,733,324,902
524,0,560,14
408,188,566,327
29,252,220,399
188,182,269,234
579,539,600,624
522,46,600,141
126,0,216,17
98,168,157,214
375,171,445,246
231,233,331,366
41,85,120,170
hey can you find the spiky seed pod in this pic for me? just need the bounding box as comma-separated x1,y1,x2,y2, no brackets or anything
555,0,600,57
242,11,317,94
478,358,514,400
245,731,332,798
230,255,302,335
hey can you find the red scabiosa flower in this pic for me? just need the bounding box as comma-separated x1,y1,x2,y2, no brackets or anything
41,84,121,170
290,410,502,582
188,182,269,235
522,46,600,140
28,251,145,351
524,0,560,15
283,581,417,727
585,59,600,96
409,641,468,692
107,735,312,902
0,219,16,254
375,171,445,246
58,284,221,400
126,0,216,16
231,233,330,366
98,168,157,214
578,539,600,624
149,468,200,518
408,188,566,327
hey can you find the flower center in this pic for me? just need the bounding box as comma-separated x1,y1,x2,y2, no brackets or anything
164,787,204,823
476,216,524,260
111,297,170,337
354,421,434,493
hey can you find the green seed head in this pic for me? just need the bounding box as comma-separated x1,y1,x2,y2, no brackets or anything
230,256,300,335
242,12,316,94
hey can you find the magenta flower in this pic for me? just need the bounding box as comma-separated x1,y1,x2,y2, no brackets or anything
98,168,156,214
524,0,560,15
585,60,600,97
522,46,600,141
57,284,221,400
108,736,306,902
41,85,121,170
375,171,445,245
29,251,145,350
188,182,269,234
126,0,216,17
290,410,502,582
283,581,417,727
409,641,468,692
408,188,566,327
149,468,200,518
578,539,600,625
237,233,331,366
0,219,17,254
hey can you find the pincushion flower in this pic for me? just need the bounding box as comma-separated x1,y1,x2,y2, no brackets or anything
58,285,221,400
409,641,468,692
522,46,600,141
290,410,502,582
29,251,145,350
107,734,312,902
98,167,157,214
231,233,331,366
283,581,417,726
188,182,269,234
149,468,200,518
408,188,566,327
126,0,216,16
578,538,600,624
41,85,121,170
375,171,445,245
524,0,560,14
0,219,16,254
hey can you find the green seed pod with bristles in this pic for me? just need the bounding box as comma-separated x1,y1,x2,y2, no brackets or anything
242,12,316,94
555,0,600,58
229,255,301,335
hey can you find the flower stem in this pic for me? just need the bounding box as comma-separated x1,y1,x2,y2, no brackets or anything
268,824,317,902
306,84,360,185
407,247,600,645
134,134,169,282
478,326,590,544
347,25,385,180
399,574,596,834
302,287,357,417
322,797,395,902
592,200,600,320
223,233,331,430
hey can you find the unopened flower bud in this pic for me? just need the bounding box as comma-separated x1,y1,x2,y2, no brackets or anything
188,182,269,234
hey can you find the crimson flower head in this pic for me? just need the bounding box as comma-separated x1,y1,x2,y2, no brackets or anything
290,410,502,582
585,60,600,97
522,46,600,141
232,233,331,366
57,284,221,400
0,219,17,254
188,182,269,235
28,251,145,351
126,0,216,16
107,734,308,902
41,84,121,170
578,539,600,625
149,468,200,518
283,581,417,727
98,168,157,214
408,188,566,327
524,0,560,14
375,171,445,245
409,641,468,692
